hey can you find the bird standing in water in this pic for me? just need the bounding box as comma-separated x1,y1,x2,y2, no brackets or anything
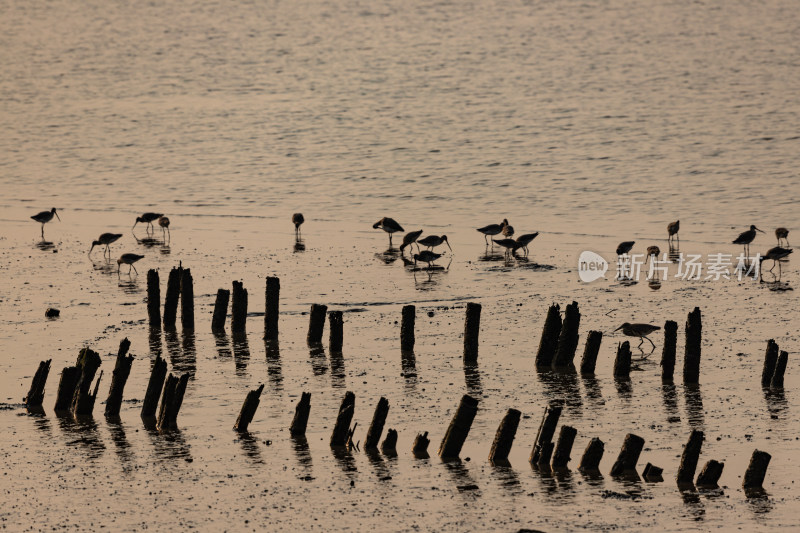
413,250,442,268
501,220,514,238
292,213,304,236
373,217,404,247
616,241,635,256
400,230,423,254
759,246,793,282
775,227,790,247
158,216,171,241
89,233,123,257
667,220,680,244
133,213,164,233
733,225,764,257
477,221,505,245
31,208,60,239
614,322,661,351
515,232,539,255
493,238,522,256
117,253,144,276
417,234,452,252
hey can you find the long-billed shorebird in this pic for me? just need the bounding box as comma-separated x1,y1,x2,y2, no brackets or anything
477,221,506,245
667,220,680,244
646,245,660,264
90,233,123,257
515,232,539,255
775,227,790,247
733,225,764,257
760,246,793,282
133,212,164,233
117,253,144,276
501,220,514,238
615,322,661,351
616,241,635,256
158,216,171,241
292,213,304,236
400,230,423,253
493,238,522,256
373,217,404,246
418,234,452,252
31,208,60,239
413,250,442,267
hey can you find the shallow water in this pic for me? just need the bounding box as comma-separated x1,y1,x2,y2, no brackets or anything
1,0,799,531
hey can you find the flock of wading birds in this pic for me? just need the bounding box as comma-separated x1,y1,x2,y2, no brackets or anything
29,209,793,352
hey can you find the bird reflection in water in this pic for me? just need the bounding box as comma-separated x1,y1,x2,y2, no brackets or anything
478,246,506,263
375,248,400,265
117,277,142,295
35,240,56,252
91,256,118,275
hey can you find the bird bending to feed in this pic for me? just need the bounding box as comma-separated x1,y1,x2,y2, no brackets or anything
476,221,506,245
616,241,635,256
493,238,522,255
158,216,170,240
667,220,680,244
515,232,539,255
733,225,764,257
292,213,304,236
373,217,404,246
400,230,423,253
501,219,514,238
90,233,123,257
775,227,790,247
417,234,452,252
117,253,144,275
646,245,660,263
31,208,60,239
614,322,661,351
760,246,793,281
413,250,442,267
133,212,164,233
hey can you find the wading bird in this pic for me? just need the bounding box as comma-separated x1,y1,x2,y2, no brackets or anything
373,217,404,246
292,213,304,236
400,230,423,254
733,225,764,257
668,220,680,244
133,213,164,233
616,241,635,256
117,253,144,276
476,220,506,245
417,234,452,252
501,220,514,238
775,227,790,247
493,238,522,256
31,208,60,239
413,250,442,268
760,246,793,282
646,245,660,263
158,216,170,241
89,233,123,257
614,322,661,351
515,232,539,255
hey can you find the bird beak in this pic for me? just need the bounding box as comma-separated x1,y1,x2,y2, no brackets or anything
755,227,765,233
446,241,452,252
132,221,138,231
89,243,95,254
614,325,623,332
54,211,61,222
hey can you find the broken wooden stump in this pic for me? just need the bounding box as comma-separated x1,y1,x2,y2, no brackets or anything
610,433,645,476
45,308,60,318
147,269,161,328
381,429,398,455
683,307,702,384
24,359,51,409
530,401,562,464
643,463,664,481
71,348,103,416
439,394,479,459
696,459,724,488
211,289,230,332
463,302,481,362
761,339,779,387
141,354,168,419
156,372,189,431
54,366,81,413
676,430,704,485
742,449,771,489
489,408,521,465
364,397,389,450
290,392,312,437
163,266,182,329
264,276,280,341
661,320,678,381
771,350,788,389
231,280,248,333
551,425,578,469
553,301,581,369
234,384,264,432
613,341,632,378
104,338,134,418
330,391,356,447
579,330,603,375
401,305,415,352
329,311,343,353
413,431,430,458
579,437,605,471
307,304,328,345
535,303,562,368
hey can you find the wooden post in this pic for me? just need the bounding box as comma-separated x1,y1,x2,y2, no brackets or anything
696,460,724,488
579,437,605,471
551,425,578,469
401,305,415,352
24,360,51,409
142,354,168,419
234,384,264,432
683,307,702,384
537,442,555,468
535,303,562,368
329,311,343,353
530,402,562,464
463,302,481,362
438,394,479,459
413,431,430,457
307,304,328,345
579,331,603,374
330,391,355,446
54,366,80,413
163,266,182,329
676,430,704,485
742,450,771,489
661,320,678,380
643,463,664,481
553,301,580,368
264,276,280,341
761,339,779,386
290,392,311,436
771,350,788,389
488,408,521,464
381,429,398,454
364,397,390,450
156,372,189,431
211,289,230,332
104,338,134,418
180,268,194,330
613,341,632,378
231,280,248,333
147,269,161,328
71,348,103,416
610,433,645,476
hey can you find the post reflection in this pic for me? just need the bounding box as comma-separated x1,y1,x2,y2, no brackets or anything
232,331,250,376
265,339,284,392
683,384,704,429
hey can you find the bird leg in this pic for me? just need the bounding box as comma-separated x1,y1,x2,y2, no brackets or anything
41,224,44,239
637,337,644,351
484,234,488,245
132,264,138,275
645,336,655,352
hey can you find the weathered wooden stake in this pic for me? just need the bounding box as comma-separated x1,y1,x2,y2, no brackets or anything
551,425,578,469
613,341,632,378
610,433,645,476
683,307,702,384
742,449,771,489
463,302,482,362
489,408,521,464
104,338,134,417
676,430,704,485
147,269,161,328
329,311,343,353
530,402,562,464
231,280,248,333
211,289,230,332
413,431,430,457
264,276,280,341
364,397,390,449
553,301,581,368
54,366,80,413
381,429,398,454
180,268,194,330
290,392,312,436
696,460,724,488
24,359,51,409
536,441,555,468
156,372,189,431
661,320,677,380
307,304,328,345
71,348,103,416
163,266,182,329
643,463,664,481
535,303,562,368
234,384,264,432
330,391,355,446
579,437,605,471
579,331,603,374
438,394,479,459
401,305,415,352
141,354,168,419
771,350,788,389
761,339,779,386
